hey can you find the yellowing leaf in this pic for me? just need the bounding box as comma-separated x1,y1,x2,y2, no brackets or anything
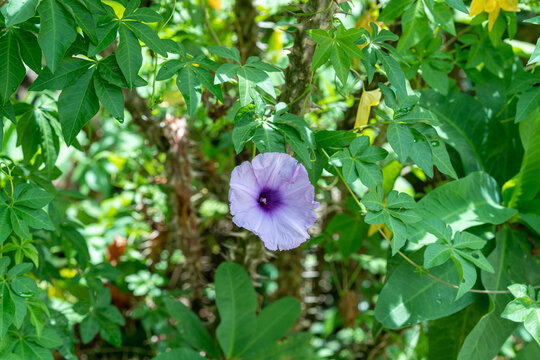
355,88,381,129
469,0,519,31
103,0,125,18
268,29,283,63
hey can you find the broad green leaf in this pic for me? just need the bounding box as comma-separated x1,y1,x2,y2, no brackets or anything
11,276,38,297
37,0,77,72
124,20,168,57
458,227,540,360
422,62,448,95
61,0,98,43
357,146,388,163
98,318,122,346
527,38,540,65
116,23,142,88
238,297,301,358
273,112,315,149
524,309,540,345
36,112,59,177
99,55,147,88
30,328,63,349
431,3,456,36
124,8,162,22
452,254,476,299
387,123,414,163
326,213,367,258
192,66,224,102
215,262,258,358
58,68,99,145
279,125,312,168
308,29,332,43
0,283,14,338
354,161,382,189
88,22,119,57
424,243,451,268
377,52,407,98
232,105,258,154
253,124,286,154
177,66,201,117
81,316,100,344
431,140,457,179
215,63,240,84
10,289,27,329
29,58,91,91
311,41,333,70
13,340,53,360
1,0,39,27
94,75,125,121
14,185,53,209
10,210,30,240
374,251,477,329
379,0,413,22
163,297,219,358
156,59,184,81
14,206,54,230
428,297,489,360
0,206,12,245
208,46,241,64
256,332,314,360
14,30,42,73
516,87,540,123
7,263,33,279
409,130,433,177
330,45,350,85
508,113,540,208
408,172,517,244
398,0,429,52
444,0,468,14
152,348,206,360
0,31,26,105
315,130,356,149
237,68,256,106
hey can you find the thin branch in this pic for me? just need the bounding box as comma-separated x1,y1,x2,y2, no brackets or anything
200,0,221,46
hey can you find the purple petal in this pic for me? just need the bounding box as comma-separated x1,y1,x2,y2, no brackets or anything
251,152,299,189
229,161,260,217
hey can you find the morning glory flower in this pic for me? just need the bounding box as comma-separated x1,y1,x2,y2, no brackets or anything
229,152,319,251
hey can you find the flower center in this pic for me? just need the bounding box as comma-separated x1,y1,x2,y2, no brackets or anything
257,188,281,212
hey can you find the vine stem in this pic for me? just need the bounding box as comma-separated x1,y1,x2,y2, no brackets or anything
320,150,539,295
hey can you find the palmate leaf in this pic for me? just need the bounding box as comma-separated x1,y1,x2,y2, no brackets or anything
253,124,286,154
387,123,414,163
36,111,60,177
13,206,54,231
61,0,98,43
14,30,42,73
124,20,168,57
0,282,15,338
37,0,77,73
1,0,39,27
176,66,201,117
88,22,119,57
94,75,125,121
232,105,258,154
30,58,92,91
58,68,100,145
0,31,26,105
398,0,430,51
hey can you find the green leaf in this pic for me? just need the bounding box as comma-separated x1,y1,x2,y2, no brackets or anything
152,348,206,360
452,254,477,300
279,125,311,168
377,52,407,99
14,206,54,230
444,0,468,14
355,161,382,189
524,309,540,345
124,8,163,23
238,297,301,358
422,62,448,95
431,140,458,179
94,75,125,121
88,22,119,57
36,112,59,177
29,58,91,91
232,105,258,154
0,282,15,338
98,318,122,346
428,297,489,360
13,340,53,360
330,45,350,85
215,262,258,358
379,0,413,22
374,251,477,329
208,46,241,64
192,66,223,102
37,0,77,72
7,263,33,279
398,0,429,52
527,38,540,65
0,31,26,105
61,0,98,43
10,210,30,240
516,87,540,123
215,63,240,84
124,20,168,57
0,206,12,245
315,130,356,149
1,0,39,26
30,328,63,349
11,276,38,297
11,289,27,329
408,172,517,244
59,68,99,145
253,124,286,154
409,130,433,177
176,66,201,117
116,23,142,88
14,184,53,209
80,316,100,344
156,59,184,81
431,3,456,36
14,30,42,73
163,297,219,358
387,123,414,163
458,227,540,360
257,332,314,360
311,41,333,70
423,243,451,268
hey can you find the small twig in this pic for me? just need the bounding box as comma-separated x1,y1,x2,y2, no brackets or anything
200,0,221,46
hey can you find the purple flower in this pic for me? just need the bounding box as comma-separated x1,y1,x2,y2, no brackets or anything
229,153,319,251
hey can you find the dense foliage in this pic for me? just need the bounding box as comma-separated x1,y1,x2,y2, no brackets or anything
0,0,539,359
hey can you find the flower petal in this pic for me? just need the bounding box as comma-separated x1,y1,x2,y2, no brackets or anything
251,152,299,189
229,161,260,216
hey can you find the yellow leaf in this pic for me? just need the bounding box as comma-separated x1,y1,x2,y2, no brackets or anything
208,0,221,10
355,88,381,129
102,0,125,18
